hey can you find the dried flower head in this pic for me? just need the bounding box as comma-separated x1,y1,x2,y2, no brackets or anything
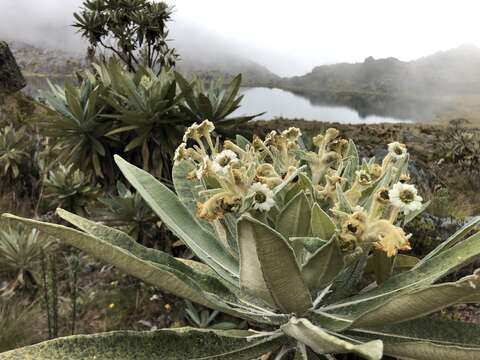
369,163,383,179
374,187,391,205
372,222,412,257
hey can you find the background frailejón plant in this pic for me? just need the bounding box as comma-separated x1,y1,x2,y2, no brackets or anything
38,61,263,181
42,164,101,215
93,181,159,245
0,224,53,293
73,0,179,72
1,123,480,359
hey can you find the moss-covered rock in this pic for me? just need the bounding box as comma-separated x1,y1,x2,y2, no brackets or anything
0,41,26,95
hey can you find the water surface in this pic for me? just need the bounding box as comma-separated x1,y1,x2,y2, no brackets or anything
234,87,414,123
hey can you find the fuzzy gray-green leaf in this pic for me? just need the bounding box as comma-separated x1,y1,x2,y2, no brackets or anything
239,215,312,314
352,269,480,328
302,238,344,292
322,231,480,328
310,203,336,240
114,155,239,284
2,213,216,308
281,317,383,360
0,328,286,360
350,317,480,360
277,191,311,238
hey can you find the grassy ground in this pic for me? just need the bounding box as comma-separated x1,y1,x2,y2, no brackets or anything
432,94,480,125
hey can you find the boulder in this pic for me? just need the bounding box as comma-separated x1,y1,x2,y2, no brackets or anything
0,41,26,95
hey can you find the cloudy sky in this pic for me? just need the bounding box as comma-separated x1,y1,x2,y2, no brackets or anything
1,0,479,76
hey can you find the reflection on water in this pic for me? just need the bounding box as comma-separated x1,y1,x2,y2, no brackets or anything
233,87,415,124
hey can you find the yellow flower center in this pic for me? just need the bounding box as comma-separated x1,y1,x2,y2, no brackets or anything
218,157,231,167
400,190,415,203
254,192,267,203
393,146,404,155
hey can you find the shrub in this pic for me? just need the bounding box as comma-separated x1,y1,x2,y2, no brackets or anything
2,122,480,359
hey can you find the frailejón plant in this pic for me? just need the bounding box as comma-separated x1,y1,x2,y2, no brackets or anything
42,164,101,215
40,61,263,181
0,224,53,293
93,181,159,244
0,126,30,181
73,0,179,72
2,121,480,359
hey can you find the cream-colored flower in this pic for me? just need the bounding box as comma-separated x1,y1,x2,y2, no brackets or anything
250,182,275,212
195,156,210,180
174,143,188,162
281,127,302,141
324,128,340,143
388,182,423,214
256,164,278,178
374,187,391,204
355,169,373,186
369,163,383,179
312,134,324,147
388,142,408,160
211,149,238,175
197,119,215,136
264,130,278,146
183,123,200,142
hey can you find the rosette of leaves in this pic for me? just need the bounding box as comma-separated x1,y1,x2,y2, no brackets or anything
175,72,264,128
93,181,159,244
0,125,30,182
183,300,244,331
92,62,262,179
95,61,186,179
0,224,53,292
440,119,480,176
39,79,118,179
2,134,480,359
42,164,101,215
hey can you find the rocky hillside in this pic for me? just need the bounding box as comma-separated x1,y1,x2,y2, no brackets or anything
7,41,278,85
9,41,86,75
282,44,480,96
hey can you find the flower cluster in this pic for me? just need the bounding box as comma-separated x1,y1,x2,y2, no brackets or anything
332,139,423,257
175,121,424,257
175,120,304,220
